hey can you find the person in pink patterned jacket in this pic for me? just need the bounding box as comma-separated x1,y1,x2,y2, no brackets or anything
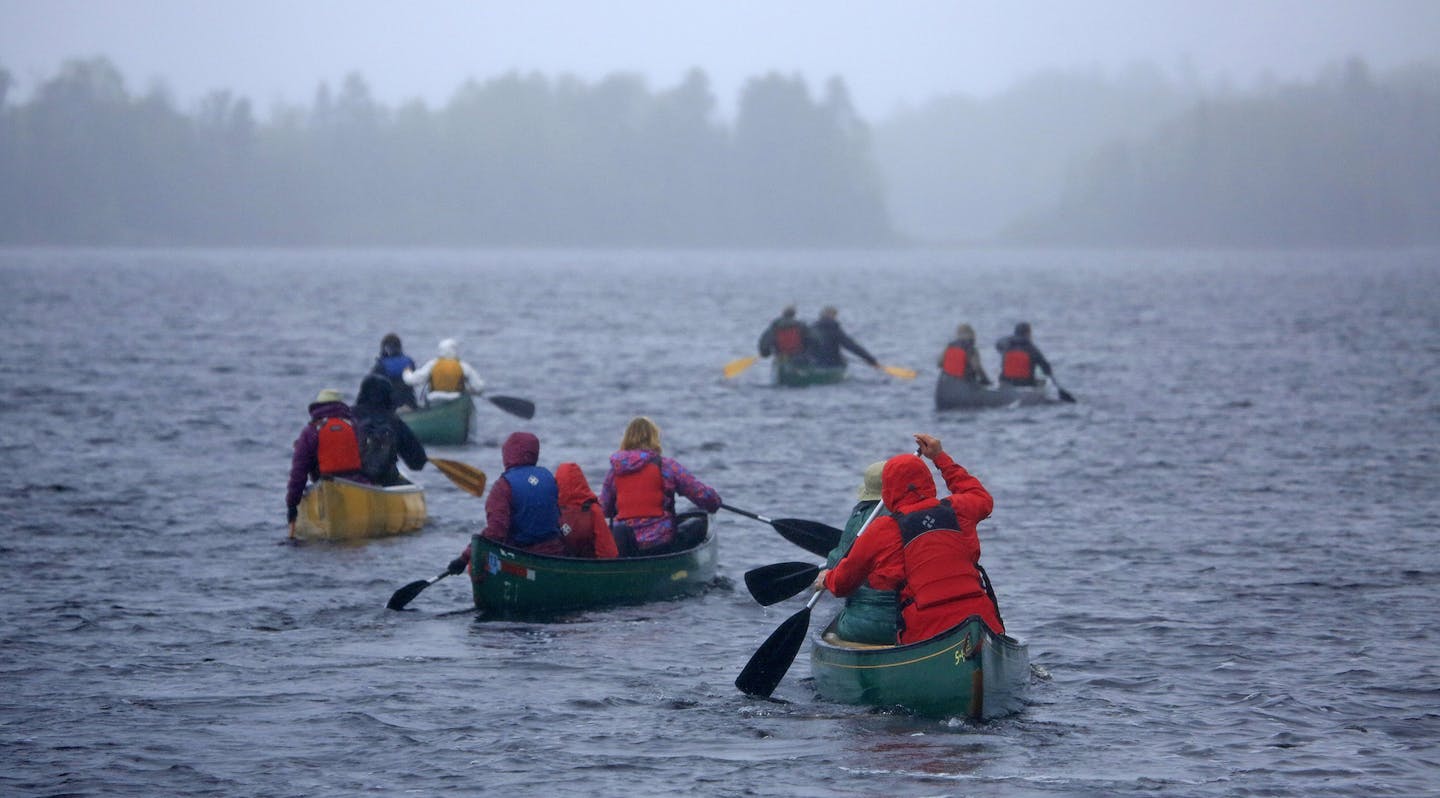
599,417,722,556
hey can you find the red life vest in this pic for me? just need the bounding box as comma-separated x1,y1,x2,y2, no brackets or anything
895,499,997,634
941,345,969,378
1001,349,1033,381
315,417,362,475
774,324,805,356
613,462,667,520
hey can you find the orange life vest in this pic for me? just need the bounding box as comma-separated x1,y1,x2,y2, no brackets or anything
613,462,667,520
941,345,969,378
774,324,805,356
1001,349,1033,381
315,417,362,475
559,498,600,557
430,358,464,392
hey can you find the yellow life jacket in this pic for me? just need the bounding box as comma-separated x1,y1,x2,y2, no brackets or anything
430,358,464,392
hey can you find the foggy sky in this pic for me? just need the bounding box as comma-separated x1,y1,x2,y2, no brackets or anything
3,0,1439,119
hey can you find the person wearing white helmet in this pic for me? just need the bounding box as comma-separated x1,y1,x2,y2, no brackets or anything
403,338,486,407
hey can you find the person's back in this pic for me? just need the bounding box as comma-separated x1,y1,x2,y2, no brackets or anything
758,306,809,362
556,462,618,558
286,388,367,534
939,324,990,385
995,322,1050,387
486,431,565,554
599,417,721,555
352,374,427,485
370,333,418,410
404,338,485,406
808,307,878,368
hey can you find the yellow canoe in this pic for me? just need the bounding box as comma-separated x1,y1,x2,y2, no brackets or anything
292,477,427,542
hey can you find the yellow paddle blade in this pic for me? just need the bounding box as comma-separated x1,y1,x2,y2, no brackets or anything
882,365,917,380
431,458,487,497
724,356,759,379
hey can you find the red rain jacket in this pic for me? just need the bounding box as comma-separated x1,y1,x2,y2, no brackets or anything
824,451,1002,643
556,462,618,559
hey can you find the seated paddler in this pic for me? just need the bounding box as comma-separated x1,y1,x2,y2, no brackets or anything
448,431,564,575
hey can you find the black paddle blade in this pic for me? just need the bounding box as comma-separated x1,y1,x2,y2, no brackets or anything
1057,387,1076,403
735,607,813,697
744,562,821,606
387,578,433,610
771,519,842,558
487,395,536,419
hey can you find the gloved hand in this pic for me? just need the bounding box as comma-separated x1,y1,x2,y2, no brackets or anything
446,557,467,576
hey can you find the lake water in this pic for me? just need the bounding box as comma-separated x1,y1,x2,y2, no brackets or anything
2,247,1437,797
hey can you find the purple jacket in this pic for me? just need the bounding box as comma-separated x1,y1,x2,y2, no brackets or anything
285,399,365,522
599,450,721,549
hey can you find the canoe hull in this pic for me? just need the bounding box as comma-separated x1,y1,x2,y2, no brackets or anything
774,359,846,387
469,514,717,615
292,477,427,542
810,614,1029,719
399,395,473,445
934,375,1056,410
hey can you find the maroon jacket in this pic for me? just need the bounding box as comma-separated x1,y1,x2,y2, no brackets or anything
285,399,366,523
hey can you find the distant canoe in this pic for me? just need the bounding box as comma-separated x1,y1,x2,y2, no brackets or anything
469,513,717,615
399,395,473,445
810,613,1029,720
774,359,846,387
934,374,1057,410
291,477,426,542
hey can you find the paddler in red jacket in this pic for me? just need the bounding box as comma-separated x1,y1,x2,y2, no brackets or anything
816,433,1005,644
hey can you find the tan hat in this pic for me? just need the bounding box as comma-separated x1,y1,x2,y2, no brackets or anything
856,461,885,501
313,388,344,403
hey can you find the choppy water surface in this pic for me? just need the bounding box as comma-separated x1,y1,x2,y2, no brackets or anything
2,248,1437,797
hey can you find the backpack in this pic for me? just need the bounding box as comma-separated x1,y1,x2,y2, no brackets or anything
357,416,398,483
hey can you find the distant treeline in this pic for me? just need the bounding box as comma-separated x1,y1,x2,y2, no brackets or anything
0,59,891,246
3,57,1437,248
874,58,1440,247
1003,60,1440,247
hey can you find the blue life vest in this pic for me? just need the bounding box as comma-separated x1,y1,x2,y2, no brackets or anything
502,465,561,545
378,354,414,380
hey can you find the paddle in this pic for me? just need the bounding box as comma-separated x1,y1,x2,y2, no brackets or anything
724,356,758,379
719,504,842,558
431,458,487,497
1049,375,1076,403
487,395,536,419
879,364,917,380
744,561,821,606
735,588,823,698
387,570,452,610
743,502,883,606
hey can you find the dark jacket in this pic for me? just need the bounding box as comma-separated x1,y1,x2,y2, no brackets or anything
352,374,427,485
994,334,1052,386
808,317,878,368
370,353,418,409
286,399,364,523
757,317,811,359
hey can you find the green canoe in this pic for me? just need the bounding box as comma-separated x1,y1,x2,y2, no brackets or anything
934,374,1057,411
398,395,473,445
810,613,1030,719
469,513,717,615
773,359,846,387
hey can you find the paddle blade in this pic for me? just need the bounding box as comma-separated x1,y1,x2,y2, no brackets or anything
724,356,758,379
772,519,843,558
881,364,917,380
432,458,487,497
1057,387,1077,403
387,578,434,610
487,395,536,419
735,606,813,697
744,561,821,606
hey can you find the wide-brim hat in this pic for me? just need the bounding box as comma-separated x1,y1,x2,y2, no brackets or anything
856,461,885,501
313,388,344,403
